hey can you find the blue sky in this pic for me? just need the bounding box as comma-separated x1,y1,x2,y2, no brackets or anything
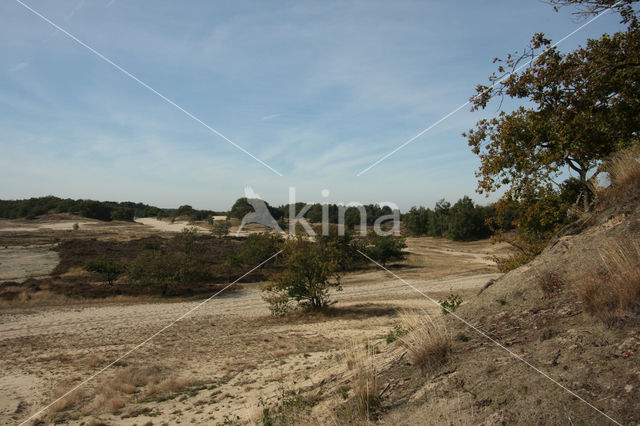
0,0,627,211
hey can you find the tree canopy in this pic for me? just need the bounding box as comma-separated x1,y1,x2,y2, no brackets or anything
465,12,640,210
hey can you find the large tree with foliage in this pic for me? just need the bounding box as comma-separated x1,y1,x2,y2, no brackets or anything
465,4,640,210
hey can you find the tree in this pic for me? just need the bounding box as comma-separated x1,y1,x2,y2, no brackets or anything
78,200,112,221
548,0,638,24
111,207,134,221
466,23,640,211
83,255,127,285
365,233,406,266
403,206,431,237
448,196,489,241
211,219,231,237
428,199,450,237
262,236,342,313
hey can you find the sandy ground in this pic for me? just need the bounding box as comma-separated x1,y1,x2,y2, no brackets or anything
0,248,60,283
134,218,210,233
0,221,509,425
0,221,97,233
135,217,273,237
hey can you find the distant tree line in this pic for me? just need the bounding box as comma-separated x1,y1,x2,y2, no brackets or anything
0,196,160,221
167,204,225,222
228,197,396,229
0,196,229,222
402,196,497,241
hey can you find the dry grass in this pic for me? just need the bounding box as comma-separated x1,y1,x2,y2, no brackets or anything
347,341,380,419
48,379,86,415
599,144,640,207
43,364,182,421
399,310,451,373
144,377,188,397
575,240,640,324
607,144,640,189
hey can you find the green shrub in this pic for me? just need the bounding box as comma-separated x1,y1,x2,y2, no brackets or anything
385,324,408,344
439,293,462,315
211,220,231,238
364,233,406,266
227,232,281,267
169,227,200,254
491,253,534,272
83,255,127,285
316,230,363,271
127,230,208,296
127,250,204,296
262,236,341,313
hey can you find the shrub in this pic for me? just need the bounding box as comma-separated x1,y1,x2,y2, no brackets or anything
385,324,408,344
227,232,281,267
491,252,532,272
127,230,208,295
399,311,451,373
364,233,406,266
438,293,462,315
83,255,127,285
262,236,341,313
168,227,200,255
574,240,640,324
211,219,231,237
316,229,363,271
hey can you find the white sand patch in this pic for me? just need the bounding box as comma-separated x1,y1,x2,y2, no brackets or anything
0,221,94,232
0,248,60,282
134,217,209,233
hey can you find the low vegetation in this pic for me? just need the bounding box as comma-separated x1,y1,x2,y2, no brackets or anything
210,219,231,237
226,232,281,268
82,255,127,286
348,343,380,419
262,236,342,313
363,233,406,266
575,240,640,324
398,311,451,373
438,293,463,315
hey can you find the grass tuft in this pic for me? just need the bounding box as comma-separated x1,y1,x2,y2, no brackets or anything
347,341,380,419
399,310,451,373
574,240,640,324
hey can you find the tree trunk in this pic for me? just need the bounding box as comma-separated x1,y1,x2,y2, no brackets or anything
579,170,591,211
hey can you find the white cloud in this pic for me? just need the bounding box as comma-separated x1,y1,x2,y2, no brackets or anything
9,61,28,72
